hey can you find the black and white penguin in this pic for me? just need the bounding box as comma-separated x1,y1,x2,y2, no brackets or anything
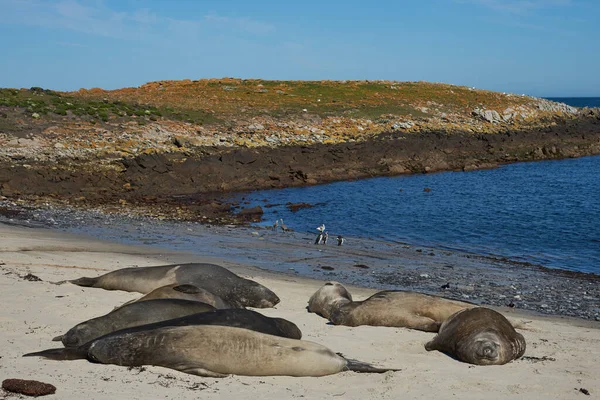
315,232,323,245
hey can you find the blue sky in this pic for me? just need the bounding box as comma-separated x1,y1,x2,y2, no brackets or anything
0,0,598,96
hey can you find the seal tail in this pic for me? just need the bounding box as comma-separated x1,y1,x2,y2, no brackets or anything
23,347,87,361
51,335,63,342
69,277,98,287
338,354,400,374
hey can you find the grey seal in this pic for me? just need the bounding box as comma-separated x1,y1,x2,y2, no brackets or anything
425,307,526,365
53,298,215,347
117,284,233,310
68,263,279,308
25,325,399,377
82,308,302,340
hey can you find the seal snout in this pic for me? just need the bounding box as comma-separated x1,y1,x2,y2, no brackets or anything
260,290,280,308
481,343,498,359
259,298,277,308
474,339,500,363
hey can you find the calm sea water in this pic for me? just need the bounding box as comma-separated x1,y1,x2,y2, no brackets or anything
241,156,599,274
546,97,600,108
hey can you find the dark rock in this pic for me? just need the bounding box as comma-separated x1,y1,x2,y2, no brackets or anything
286,202,313,212
579,388,590,396
22,273,42,282
2,378,57,396
236,206,263,222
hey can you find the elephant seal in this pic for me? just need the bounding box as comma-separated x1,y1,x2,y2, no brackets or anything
53,299,215,347
425,307,526,365
92,308,302,340
69,263,279,308
117,284,233,310
309,283,474,332
25,325,398,377
307,282,353,319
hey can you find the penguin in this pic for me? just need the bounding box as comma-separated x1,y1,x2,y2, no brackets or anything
337,235,345,246
315,232,323,245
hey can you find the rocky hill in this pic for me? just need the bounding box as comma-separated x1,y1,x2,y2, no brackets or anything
1,79,599,223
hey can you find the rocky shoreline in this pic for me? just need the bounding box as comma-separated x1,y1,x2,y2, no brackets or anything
1,110,600,224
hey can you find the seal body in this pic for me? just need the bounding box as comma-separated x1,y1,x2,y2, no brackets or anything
56,299,215,347
313,285,474,332
69,263,280,308
425,307,526,365
108,308,302,340
26,325,397,377
118,284,233,310
307,282,353,319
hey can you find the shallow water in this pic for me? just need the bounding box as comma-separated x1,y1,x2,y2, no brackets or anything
237,156,600,274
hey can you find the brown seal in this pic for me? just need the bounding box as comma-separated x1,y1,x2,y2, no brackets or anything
117,284,233,310
425,307,526,365
25,325,399,377
309,282,474,332
307,281,353,319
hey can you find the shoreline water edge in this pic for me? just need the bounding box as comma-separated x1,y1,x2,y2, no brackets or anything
1,200,598,322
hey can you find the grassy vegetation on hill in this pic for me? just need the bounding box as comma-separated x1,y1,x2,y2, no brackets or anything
67,79,533,123
0,87,216,126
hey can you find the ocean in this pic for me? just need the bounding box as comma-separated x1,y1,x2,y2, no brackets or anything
546,97,600,108
241,155,599,275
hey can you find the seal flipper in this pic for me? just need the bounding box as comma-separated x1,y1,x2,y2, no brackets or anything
179,366,228,378
424,339,439,351
23,347,88,361
337,354,400,374
69,277,98,287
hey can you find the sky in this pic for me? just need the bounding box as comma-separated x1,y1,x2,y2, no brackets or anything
0,0,598,97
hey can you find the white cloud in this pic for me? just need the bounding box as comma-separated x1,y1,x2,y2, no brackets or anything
0,0,275,39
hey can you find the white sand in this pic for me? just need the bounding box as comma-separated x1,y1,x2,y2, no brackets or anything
0,223,598,399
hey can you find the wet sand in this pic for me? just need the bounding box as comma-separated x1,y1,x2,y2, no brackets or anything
1,222,599,399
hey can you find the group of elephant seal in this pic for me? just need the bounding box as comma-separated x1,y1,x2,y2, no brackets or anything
25,263,525,375
26,263,400,377
69,263,279,308
309,281,474,332
425,307,526,365
308,282,526,365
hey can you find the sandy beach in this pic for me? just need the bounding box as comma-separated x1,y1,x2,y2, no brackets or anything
1,222,598,400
